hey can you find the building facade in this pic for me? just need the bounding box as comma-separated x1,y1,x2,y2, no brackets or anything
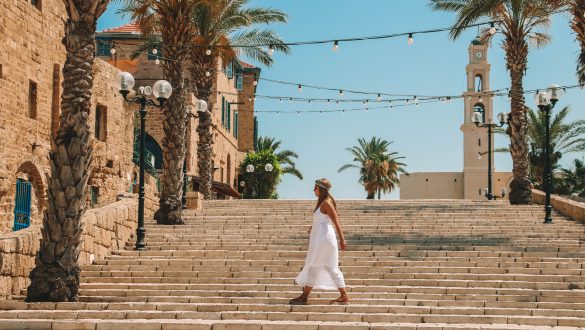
400,38,512,200
97,23,260,198
0,1,141,233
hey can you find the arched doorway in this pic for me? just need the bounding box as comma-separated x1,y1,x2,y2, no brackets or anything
13,161,45,231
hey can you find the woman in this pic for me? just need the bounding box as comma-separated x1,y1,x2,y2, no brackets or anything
289,178,349,305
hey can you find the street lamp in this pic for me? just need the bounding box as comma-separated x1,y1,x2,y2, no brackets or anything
473,111,507,200
119,72,172,250
244,163,274,198
535,84,564,224
182,99,208,209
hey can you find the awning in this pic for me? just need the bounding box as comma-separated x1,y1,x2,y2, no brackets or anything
190,176,241,198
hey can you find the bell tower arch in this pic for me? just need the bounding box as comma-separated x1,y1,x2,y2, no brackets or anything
461,37,493,199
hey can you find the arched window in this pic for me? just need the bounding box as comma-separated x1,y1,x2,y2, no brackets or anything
473,103,485,123
475,74,483,92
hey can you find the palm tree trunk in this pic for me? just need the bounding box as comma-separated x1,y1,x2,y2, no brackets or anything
505,34,532,204
190,52,216,200
26,0,109,302
571,0,585,84
154,60,187,225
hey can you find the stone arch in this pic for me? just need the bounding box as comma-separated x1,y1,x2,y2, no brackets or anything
15,161,46,226
473,103,485,123
475,74,483,92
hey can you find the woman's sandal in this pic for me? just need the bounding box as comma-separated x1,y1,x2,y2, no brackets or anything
329,296,349,305
289,296,308,305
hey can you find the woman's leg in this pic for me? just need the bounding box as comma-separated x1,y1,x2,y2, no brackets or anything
289,286,312,304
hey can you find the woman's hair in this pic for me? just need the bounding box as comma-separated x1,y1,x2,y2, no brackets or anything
314,178,337,211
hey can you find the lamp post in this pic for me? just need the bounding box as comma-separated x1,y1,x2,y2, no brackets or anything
535,84,564,224
473,111,507,200
244,163,274,198
119,72,172,250
182,100,209,208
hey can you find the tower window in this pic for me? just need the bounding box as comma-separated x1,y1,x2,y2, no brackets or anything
478,138,481,147
0,64,3,79
95,104,107,142
28,80,38,119
475,74,483,92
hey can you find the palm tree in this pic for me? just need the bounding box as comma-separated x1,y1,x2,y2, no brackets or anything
557,158,585,196
188,0,290,199
339,137,407,199
255,136,303,180
26,0,110,302
430,0,557,204
527,106,585,186
496,106,585,187
120,0,201,225
547,0,585,83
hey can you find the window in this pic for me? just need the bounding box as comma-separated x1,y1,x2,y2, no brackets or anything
51,64,60,137
148,46,161,61
233,111,238,138
28,80,37,119
30,0,41,10
95,104,107,142
478,138,481,147
221,96,225,127
227,103,231,132
96,39,112,57
90,186,99,208
475,74,483,92
235,74,243,90
0,64,3,79
226,61,233,79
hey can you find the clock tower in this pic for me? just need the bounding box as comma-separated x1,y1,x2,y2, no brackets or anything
461,37,493,199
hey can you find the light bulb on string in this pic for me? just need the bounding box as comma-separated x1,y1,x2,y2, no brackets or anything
110,47,116,55
489,22,497,35
339,90,344,98
152,48,158,55
308,100,312,105
479,96,483,103
413,96,418,104
279,98,282,103
205,47,212,56
253,80,258,86
205,71,211,77
408,33,414,46
155,58,160,65
268,45,275,56
377,94,382,102
333,40,339,51
298,84,302,93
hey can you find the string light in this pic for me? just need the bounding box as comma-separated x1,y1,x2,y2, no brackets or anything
155,58,160,65
110,46,116,55
253,80,258,86
333,40,339,51
205,71,211,77
269,45,275,56
339,90,344,98
206,47,212,56
489,22,497,35
408,33,414,46
298,84,302,93
377,94,382,102
152,48,157,55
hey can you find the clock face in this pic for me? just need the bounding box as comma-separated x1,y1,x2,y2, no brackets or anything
475,51,483,59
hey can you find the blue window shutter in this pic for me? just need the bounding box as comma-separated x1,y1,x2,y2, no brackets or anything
227,104,231,132
236,75,243,90
221,96,225,127
227,62,233,79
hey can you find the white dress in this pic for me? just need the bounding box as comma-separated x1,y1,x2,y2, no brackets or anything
295,207,346,290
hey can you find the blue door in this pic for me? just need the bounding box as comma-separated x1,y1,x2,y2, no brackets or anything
13,179,32,231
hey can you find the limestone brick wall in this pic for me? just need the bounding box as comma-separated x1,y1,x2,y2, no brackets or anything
0,196,142,299
0,0,66,232
532,190,585,222
88,59,137,206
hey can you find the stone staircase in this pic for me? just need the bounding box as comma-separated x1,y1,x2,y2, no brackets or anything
4,199,585,329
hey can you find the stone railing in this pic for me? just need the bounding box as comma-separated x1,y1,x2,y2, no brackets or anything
532,189,585,222
0,194,147,299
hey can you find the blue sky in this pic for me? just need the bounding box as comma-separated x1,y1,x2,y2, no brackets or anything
98,1,585,200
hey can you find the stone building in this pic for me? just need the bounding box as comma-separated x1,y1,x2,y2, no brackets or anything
400,38,512,200
96,23,260,199
0,1,142,233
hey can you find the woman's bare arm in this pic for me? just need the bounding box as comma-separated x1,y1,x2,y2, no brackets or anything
321,200,347,251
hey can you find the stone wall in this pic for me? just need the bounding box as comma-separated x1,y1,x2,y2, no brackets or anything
0,196,144,299
0,0,66,233
532,189,585,222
